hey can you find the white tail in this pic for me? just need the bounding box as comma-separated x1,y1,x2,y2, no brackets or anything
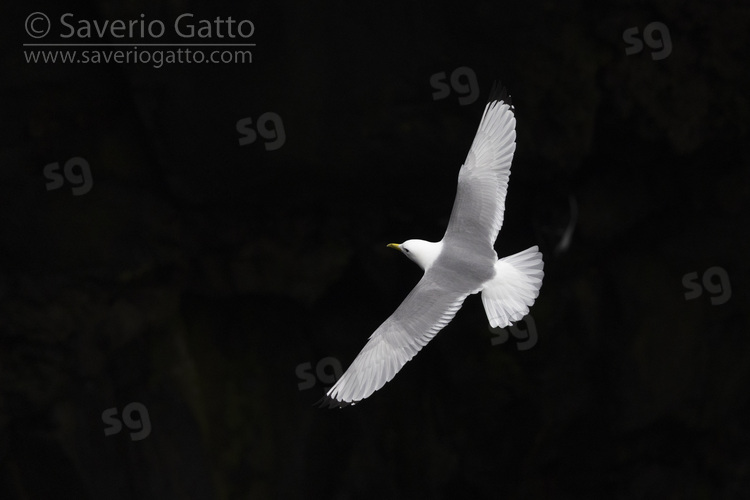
481,246,544,328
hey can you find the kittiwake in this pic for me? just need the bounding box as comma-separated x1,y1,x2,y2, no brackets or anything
319,83,544,408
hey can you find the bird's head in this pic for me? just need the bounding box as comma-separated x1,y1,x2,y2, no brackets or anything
387,239,443,272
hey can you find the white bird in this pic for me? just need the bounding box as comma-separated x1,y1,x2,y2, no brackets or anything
320,83,544,408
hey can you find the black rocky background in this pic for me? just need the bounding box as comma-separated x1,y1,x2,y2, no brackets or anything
1,1,749,499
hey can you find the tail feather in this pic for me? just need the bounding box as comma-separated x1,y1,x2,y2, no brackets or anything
481,246,544,328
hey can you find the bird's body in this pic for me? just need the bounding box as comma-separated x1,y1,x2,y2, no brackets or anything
320,83,544,407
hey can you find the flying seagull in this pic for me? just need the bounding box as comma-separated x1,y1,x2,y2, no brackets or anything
320,83,544,408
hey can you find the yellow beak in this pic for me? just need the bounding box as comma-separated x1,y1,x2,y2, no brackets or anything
387,243,401,251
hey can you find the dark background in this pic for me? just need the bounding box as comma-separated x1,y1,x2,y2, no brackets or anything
2,1,749,498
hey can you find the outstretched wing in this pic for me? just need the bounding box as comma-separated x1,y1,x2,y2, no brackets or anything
319,273,469,408
443,84,516,250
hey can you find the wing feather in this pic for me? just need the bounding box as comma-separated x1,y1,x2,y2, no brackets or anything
320,273,469,407
444,87,516,248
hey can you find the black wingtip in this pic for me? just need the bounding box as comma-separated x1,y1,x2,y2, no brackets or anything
315,394,354,409
488,81,513,108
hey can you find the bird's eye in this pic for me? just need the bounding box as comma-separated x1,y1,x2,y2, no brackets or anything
404,248,410,254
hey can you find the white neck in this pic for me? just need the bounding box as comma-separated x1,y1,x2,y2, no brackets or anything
402,239,444,272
